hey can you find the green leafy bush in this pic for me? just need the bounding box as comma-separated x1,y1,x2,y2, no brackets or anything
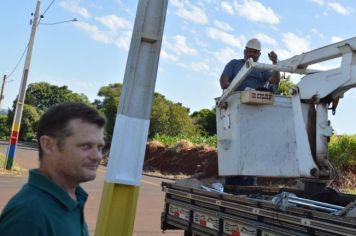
329,135,356,168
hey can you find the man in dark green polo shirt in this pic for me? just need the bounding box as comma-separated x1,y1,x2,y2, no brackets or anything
0,103,106,236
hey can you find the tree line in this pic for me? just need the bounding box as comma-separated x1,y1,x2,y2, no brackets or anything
0,76,294,144
0,82,216,144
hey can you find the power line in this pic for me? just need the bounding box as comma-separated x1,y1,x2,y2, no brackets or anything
7,0,56,79
6,43,29,79
40,18,78,25
40,0,56,19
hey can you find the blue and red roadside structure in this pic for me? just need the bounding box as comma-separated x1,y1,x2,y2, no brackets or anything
5,123,20,169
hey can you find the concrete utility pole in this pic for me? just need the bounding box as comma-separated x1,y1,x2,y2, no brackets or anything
95,0,168,235
0,75,6,108
5,0,41,170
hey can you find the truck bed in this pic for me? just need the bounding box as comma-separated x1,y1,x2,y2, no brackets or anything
161,181,356,236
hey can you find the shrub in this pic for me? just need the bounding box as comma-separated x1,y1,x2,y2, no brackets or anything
329,135,356,168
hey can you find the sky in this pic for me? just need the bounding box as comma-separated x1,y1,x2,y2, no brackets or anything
0,0,355,134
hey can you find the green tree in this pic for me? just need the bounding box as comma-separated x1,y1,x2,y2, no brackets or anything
25,82,90,113
7,82,90,141
0,114,9,140
94,83,122,142
95,83,199,140
190,108,216,136
166,103,198,136
149,93,170,138
150,94,198,137
20,104,40,141
276,75,294,96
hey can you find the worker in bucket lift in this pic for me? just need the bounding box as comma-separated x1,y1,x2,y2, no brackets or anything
219,38,281,186
220,38,280,92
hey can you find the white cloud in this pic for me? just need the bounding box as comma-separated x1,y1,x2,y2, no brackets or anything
213,47,238,64
74,22,112,44
275,49,294,60
175,35,198,55
312,1,353,16
309,0,324,6
330,36,344,43
170,0,184,8
207,27,244,48
190,61,210,72
282,32,311,54
194,37,209,48
214,20,234,32
60,1,91,18
74,21,132,50
177,61,210,73
311,28,324,39
95,15,131,31
233,0,279,24
165,35,198,56
221,1,234,15
161,50,178,62
171,0,208,24
254,33,278,47
114,31,132,50
327,2,353,16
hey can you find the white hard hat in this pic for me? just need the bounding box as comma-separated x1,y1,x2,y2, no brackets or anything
246,38,261,51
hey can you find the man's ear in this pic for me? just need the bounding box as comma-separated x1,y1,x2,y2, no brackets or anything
39,135,57,156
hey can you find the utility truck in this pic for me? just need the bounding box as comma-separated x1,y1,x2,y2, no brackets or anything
161,37,356,235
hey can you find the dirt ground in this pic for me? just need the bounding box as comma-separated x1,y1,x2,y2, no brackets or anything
143,140,219,179
142,140,356,190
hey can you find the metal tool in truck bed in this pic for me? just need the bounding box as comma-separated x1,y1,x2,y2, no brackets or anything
161,37,356,235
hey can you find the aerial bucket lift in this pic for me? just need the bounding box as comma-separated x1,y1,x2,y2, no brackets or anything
215,37,356,182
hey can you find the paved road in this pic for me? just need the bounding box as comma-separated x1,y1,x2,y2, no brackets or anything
0,145,183,235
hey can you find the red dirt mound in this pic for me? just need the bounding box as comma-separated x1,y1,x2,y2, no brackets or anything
143,140,218,178
332,165,356,189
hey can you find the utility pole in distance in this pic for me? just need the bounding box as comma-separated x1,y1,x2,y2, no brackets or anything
95,0,167,235
5,0,41,170
0,75,6,108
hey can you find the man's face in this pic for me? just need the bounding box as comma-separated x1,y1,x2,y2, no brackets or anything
244,47,261,62
53,119,105,185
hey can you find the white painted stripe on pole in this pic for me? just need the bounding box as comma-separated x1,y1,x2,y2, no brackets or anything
105,114,150,186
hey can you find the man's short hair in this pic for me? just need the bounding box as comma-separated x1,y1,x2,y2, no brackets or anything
37,102,106,160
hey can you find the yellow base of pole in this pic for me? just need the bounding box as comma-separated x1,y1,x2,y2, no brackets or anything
95,181,140,236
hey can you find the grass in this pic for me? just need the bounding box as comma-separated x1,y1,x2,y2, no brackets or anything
0,154,26,176
343,189,356,195
152,134,217,147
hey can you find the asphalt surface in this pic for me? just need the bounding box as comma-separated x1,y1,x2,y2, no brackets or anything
0,144,183,235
